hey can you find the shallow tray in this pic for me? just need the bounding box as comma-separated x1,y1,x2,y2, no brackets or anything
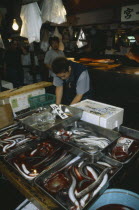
0,122,19,133
48,120,121,157
34,153,122,210
102,126,139,164
20,105,83,137
4,137,83,183
0,124,37,157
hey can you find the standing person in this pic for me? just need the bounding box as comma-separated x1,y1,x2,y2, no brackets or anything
4,40,27,88
52,57,92,105
44,36,65,81
126,29,139,63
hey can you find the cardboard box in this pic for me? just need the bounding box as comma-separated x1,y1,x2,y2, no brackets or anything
72,99,124,129
0,103,14,129
9,88,45,116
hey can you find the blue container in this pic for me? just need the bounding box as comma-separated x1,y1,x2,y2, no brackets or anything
89,188,139,210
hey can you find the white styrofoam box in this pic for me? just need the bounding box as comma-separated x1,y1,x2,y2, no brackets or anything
72,99,124,129
1,80,13,89
9,88,45,116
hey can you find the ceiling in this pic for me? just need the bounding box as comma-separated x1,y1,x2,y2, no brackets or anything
0,0,138,41
63,0,139,14
0,0,139,16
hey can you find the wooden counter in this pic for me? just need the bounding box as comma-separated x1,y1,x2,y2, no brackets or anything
88,65,139,75
113,66,139,75
0,159,59,210
0,81,52,99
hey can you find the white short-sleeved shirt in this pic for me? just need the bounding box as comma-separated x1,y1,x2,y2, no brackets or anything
44,49,65,65
53,70,90,95
44,49,65,76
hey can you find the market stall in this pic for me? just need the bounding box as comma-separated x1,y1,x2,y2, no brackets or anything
0,100,139,210
0,0,139,209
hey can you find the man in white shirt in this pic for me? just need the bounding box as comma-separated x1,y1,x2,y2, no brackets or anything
44,36,65,81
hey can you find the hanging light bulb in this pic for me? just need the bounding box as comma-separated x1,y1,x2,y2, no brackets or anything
12,19,19,31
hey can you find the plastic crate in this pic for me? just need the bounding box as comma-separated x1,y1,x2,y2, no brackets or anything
28,93,56,109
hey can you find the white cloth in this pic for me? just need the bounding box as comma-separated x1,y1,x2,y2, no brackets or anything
20,3,42,43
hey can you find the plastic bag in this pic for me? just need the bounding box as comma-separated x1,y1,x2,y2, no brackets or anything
76,28,87,48
51,0,67,24
41,0,53,23
53,27,64,51
0,34,5,49
40,28,50,52
41,0,67,24
20,3,42,43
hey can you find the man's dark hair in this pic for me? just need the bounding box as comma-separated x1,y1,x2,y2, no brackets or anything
52,57,70,74
49,36,59,46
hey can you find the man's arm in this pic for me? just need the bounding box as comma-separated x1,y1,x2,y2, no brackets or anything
55,86,63,105
70,94,83,105
71,70,90,105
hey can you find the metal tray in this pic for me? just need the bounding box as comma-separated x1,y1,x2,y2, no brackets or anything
20,105,83,137
0,122,19,133
34,154,122,210
102,126,139,164
48,120,121,157
15,107,48,120
0,124,37,157
4,137,83,183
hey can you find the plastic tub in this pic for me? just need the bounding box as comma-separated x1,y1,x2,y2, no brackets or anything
28,93,56,109
89,188,139,210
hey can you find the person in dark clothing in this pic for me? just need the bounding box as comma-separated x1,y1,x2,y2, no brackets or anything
52,57,92,105
4,40,27,88
125,29,139,64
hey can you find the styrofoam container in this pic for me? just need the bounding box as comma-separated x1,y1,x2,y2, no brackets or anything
72,99,124,129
